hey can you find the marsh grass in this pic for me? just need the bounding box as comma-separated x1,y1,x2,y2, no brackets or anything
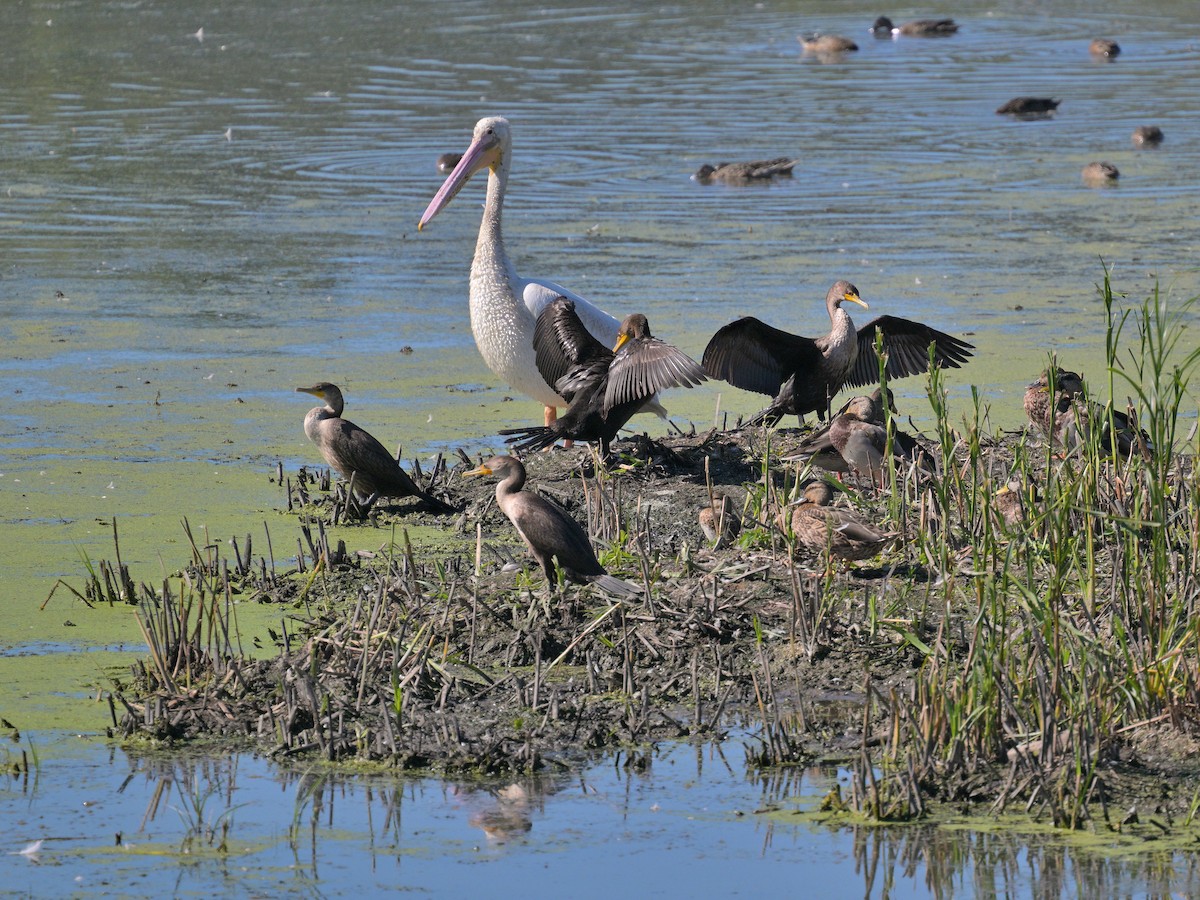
851,275,1200,827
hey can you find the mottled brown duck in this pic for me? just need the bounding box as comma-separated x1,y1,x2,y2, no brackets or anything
789,389,929,473
699,492,742,548
800,33,859,54
1082,161,1119,184
1023,367,1086,442
693,158,798,183
780,481,896,562
1024,367,1152,459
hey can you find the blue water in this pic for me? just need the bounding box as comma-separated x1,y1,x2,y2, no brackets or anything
5,737,1197,898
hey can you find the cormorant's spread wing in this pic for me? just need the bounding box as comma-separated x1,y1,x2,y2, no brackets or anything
849,316,974,389
532,297,613,403
702,317,821,397
605,338,706,413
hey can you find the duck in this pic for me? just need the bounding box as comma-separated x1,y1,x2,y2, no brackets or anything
1089,38,1120,58
1082,161,1119,185
1132,126,1164,147
436,152,462,173
996,97,1061,115
799,33,859,54
1023,367,1085,444
693,158,798,183
789,389,929,473
699,492,742,548
992,479,1038,530
871,16,958,36
1024,367,1152,459
498,298,707,457
703,280,973,424
779,481,896,562
463,455,640,596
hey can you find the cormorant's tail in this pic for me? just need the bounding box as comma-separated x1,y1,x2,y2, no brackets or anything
745,401,787,429
589,574,642,598
416,490,460,515
498,426,560,453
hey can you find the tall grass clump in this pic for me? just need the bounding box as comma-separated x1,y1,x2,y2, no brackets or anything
855,276,1200,827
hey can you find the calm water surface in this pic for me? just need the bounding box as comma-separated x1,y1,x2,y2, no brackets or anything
5,737,1199,898
3,0,1200,893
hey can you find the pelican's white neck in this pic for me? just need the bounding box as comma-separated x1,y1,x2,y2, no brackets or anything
472,161,516,299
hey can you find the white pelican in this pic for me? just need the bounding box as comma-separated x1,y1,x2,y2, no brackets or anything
418,116,665,427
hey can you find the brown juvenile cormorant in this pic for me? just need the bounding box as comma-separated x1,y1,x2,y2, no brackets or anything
297,383,456,513
702,280,973,425
463,455,640,596
499,298,707,456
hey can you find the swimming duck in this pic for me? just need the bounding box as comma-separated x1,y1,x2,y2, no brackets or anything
1082,161,1119,185
871,16,958,36
997,97,1061,115
1132,126,1163,146
693,158,798,183
800,33,859,54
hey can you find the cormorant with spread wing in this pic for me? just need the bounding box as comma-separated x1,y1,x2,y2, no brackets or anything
500,298,707,456
702,280,973,425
